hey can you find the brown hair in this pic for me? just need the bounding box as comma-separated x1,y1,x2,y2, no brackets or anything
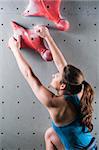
61,64,94,132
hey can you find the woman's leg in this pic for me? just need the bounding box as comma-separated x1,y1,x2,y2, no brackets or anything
44,127,64,150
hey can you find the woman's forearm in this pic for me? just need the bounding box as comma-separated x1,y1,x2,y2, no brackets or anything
13,48,32,78
45,35,67,73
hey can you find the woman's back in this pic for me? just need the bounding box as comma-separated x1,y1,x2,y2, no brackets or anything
48,89,83,127
49,92,93,149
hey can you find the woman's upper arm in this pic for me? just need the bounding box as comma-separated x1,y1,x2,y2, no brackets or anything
58,63,67,73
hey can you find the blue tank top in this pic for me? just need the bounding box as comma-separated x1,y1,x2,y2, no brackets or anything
51,94,93,150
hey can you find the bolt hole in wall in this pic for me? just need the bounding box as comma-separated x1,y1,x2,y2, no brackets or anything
0,1,99,150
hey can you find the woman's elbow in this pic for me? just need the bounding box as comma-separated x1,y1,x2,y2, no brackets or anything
22,67,32,79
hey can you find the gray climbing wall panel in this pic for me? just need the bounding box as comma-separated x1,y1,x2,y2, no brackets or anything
0,0,99,150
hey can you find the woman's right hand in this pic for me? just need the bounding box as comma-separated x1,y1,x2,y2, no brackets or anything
34,25,50,39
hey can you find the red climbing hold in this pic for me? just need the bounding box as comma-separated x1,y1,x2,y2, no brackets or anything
11,21,53,61
23,0,70,31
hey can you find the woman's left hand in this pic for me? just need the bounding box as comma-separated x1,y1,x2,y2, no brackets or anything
8,36,21,53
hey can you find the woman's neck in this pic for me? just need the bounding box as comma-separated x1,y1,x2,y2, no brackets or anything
57,89,71,96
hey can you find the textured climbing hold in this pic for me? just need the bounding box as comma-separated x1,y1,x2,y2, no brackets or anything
23,0,70,31
11,21,53,61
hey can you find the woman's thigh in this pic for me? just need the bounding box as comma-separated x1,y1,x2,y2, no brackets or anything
45,127,64,150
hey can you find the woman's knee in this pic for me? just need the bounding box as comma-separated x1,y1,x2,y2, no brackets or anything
44,128,64,149
44,127,53,140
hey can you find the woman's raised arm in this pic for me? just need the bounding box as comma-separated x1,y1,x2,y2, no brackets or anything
35,26,67,73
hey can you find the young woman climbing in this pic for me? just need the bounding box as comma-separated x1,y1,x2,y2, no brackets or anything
8,25,97,150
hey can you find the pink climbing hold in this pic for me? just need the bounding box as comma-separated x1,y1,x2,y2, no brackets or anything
11,21,53,61
23,0,70,31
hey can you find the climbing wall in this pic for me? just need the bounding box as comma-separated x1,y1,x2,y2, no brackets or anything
0,0,98,149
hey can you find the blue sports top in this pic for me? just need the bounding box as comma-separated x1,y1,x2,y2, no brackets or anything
51,94,93,150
